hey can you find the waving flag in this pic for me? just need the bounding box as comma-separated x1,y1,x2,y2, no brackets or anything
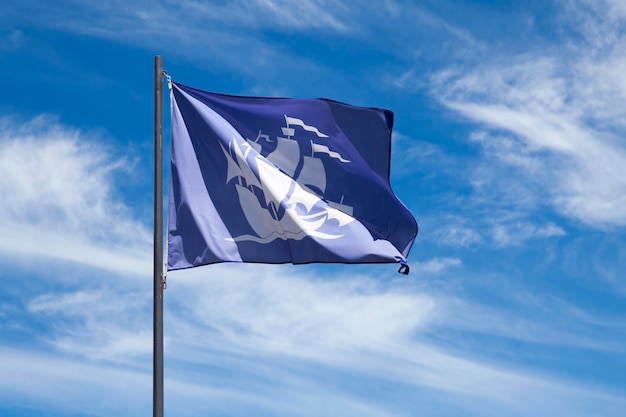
167,82,417,270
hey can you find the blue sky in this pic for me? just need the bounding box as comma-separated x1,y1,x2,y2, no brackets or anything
1,1,625,416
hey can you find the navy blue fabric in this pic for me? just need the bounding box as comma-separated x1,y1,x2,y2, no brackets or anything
167,82,417,270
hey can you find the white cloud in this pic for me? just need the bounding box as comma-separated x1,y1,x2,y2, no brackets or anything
27,289,152,362
160,267,626,417
429,0,626,228
0,346,288,417
413,257,461,273
166,265,437,358
421,212,564,248
0,115,151,274
2,1,483,99
426,216,483,247
491,221,565,247
9,260,626,416
432,293,625,353
391,131,451,177
0,347,151,416
2,0,353,75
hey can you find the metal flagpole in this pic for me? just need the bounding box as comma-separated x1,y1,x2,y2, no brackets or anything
153,55,165,417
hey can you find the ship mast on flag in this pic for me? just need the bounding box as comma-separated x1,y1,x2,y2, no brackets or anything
220,115,354,244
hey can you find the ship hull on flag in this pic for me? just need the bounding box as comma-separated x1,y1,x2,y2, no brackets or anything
167,82,418,270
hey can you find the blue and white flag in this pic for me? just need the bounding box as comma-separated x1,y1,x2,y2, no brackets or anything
167,82,417,270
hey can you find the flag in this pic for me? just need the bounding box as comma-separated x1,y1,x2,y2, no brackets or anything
167,81,418,271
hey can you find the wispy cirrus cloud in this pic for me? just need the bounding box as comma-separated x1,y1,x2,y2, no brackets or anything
157,267,624,413
412,257,461,273
27,289,152,362
0,1,340,96
0,0,481,100
0,0,352,78
427,0,626,228
11,255,626,416
0,115,151,275
0,347,152,416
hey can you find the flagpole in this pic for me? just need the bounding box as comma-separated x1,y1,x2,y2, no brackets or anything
153,55,165,417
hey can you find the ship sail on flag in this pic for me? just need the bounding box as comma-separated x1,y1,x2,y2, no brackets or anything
167,81,418,271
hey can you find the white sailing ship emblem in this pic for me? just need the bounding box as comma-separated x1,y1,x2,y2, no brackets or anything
221,115,355,243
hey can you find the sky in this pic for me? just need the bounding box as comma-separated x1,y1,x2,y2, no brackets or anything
1,0,626,416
